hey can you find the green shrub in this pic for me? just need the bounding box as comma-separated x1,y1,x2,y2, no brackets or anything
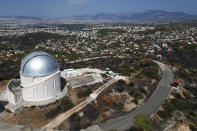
129,82,134,87
134,92,143,100
134,114,153,131
158,98,197,120
141,67,157,79
157,110,169,119
157,101,175,119
46,96,73,118
136,59,155,67
194,103,197,110
133,92,143,105
134,99,138,105
77,88,92,98
163,102,175,113
188,112,196,117
57,96,74,111
139,88,147,95
129,88,135,96
110,64,134,76
68,113,81,131
83,104,99,121
115,80,126,93
170,98,190,111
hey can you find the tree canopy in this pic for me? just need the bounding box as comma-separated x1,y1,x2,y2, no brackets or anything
134,114,152,131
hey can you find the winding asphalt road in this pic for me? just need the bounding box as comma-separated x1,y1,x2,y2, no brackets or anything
98,61,174,131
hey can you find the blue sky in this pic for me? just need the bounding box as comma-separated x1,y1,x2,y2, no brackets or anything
0,0,197,18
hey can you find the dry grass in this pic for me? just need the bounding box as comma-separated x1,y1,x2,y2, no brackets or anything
0,80,10,90
0,103,59,127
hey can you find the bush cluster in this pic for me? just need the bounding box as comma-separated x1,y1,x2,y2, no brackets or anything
133,92,143,105
141,67,158,79
157,102,175,119
157,98,197,120
110,64,134,76
170,98,197,111
77,88,92,98
46,96,74,118
115,80,126,93
57,97,74,111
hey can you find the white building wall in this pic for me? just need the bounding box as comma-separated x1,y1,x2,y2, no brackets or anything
20,76,34,87
20,75,46,87
55,74,61,95
7,90,16,105
22,72,61,102
63,69,81,78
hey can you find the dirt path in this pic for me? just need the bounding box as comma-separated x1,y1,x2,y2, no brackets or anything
43,79,116,131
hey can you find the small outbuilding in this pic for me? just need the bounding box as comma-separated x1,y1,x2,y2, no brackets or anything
63,69,81,78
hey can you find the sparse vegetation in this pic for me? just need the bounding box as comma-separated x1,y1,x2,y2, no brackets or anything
141,67,158,79
157,96,197,120
110,64,134,76
135,59,159,80
46,96,74,118
68,113,82,131
133,92,143,105
83,104,99,121
157,101,175,119
170,98,197,111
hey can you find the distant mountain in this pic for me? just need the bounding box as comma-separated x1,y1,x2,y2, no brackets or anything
0,16,41,20
1,10,197,23
67,10,197,23
15,16,42,20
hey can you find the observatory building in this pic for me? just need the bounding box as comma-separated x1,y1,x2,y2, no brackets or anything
7,51,62,105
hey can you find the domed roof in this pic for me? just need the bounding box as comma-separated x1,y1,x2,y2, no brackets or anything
20,51,59,77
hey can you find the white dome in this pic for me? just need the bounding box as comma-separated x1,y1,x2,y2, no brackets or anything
20,51,59,77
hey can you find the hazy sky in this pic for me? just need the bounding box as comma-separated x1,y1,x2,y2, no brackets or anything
0,0,197,18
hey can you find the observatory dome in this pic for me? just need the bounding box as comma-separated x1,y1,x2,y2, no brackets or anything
20,51,59,77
